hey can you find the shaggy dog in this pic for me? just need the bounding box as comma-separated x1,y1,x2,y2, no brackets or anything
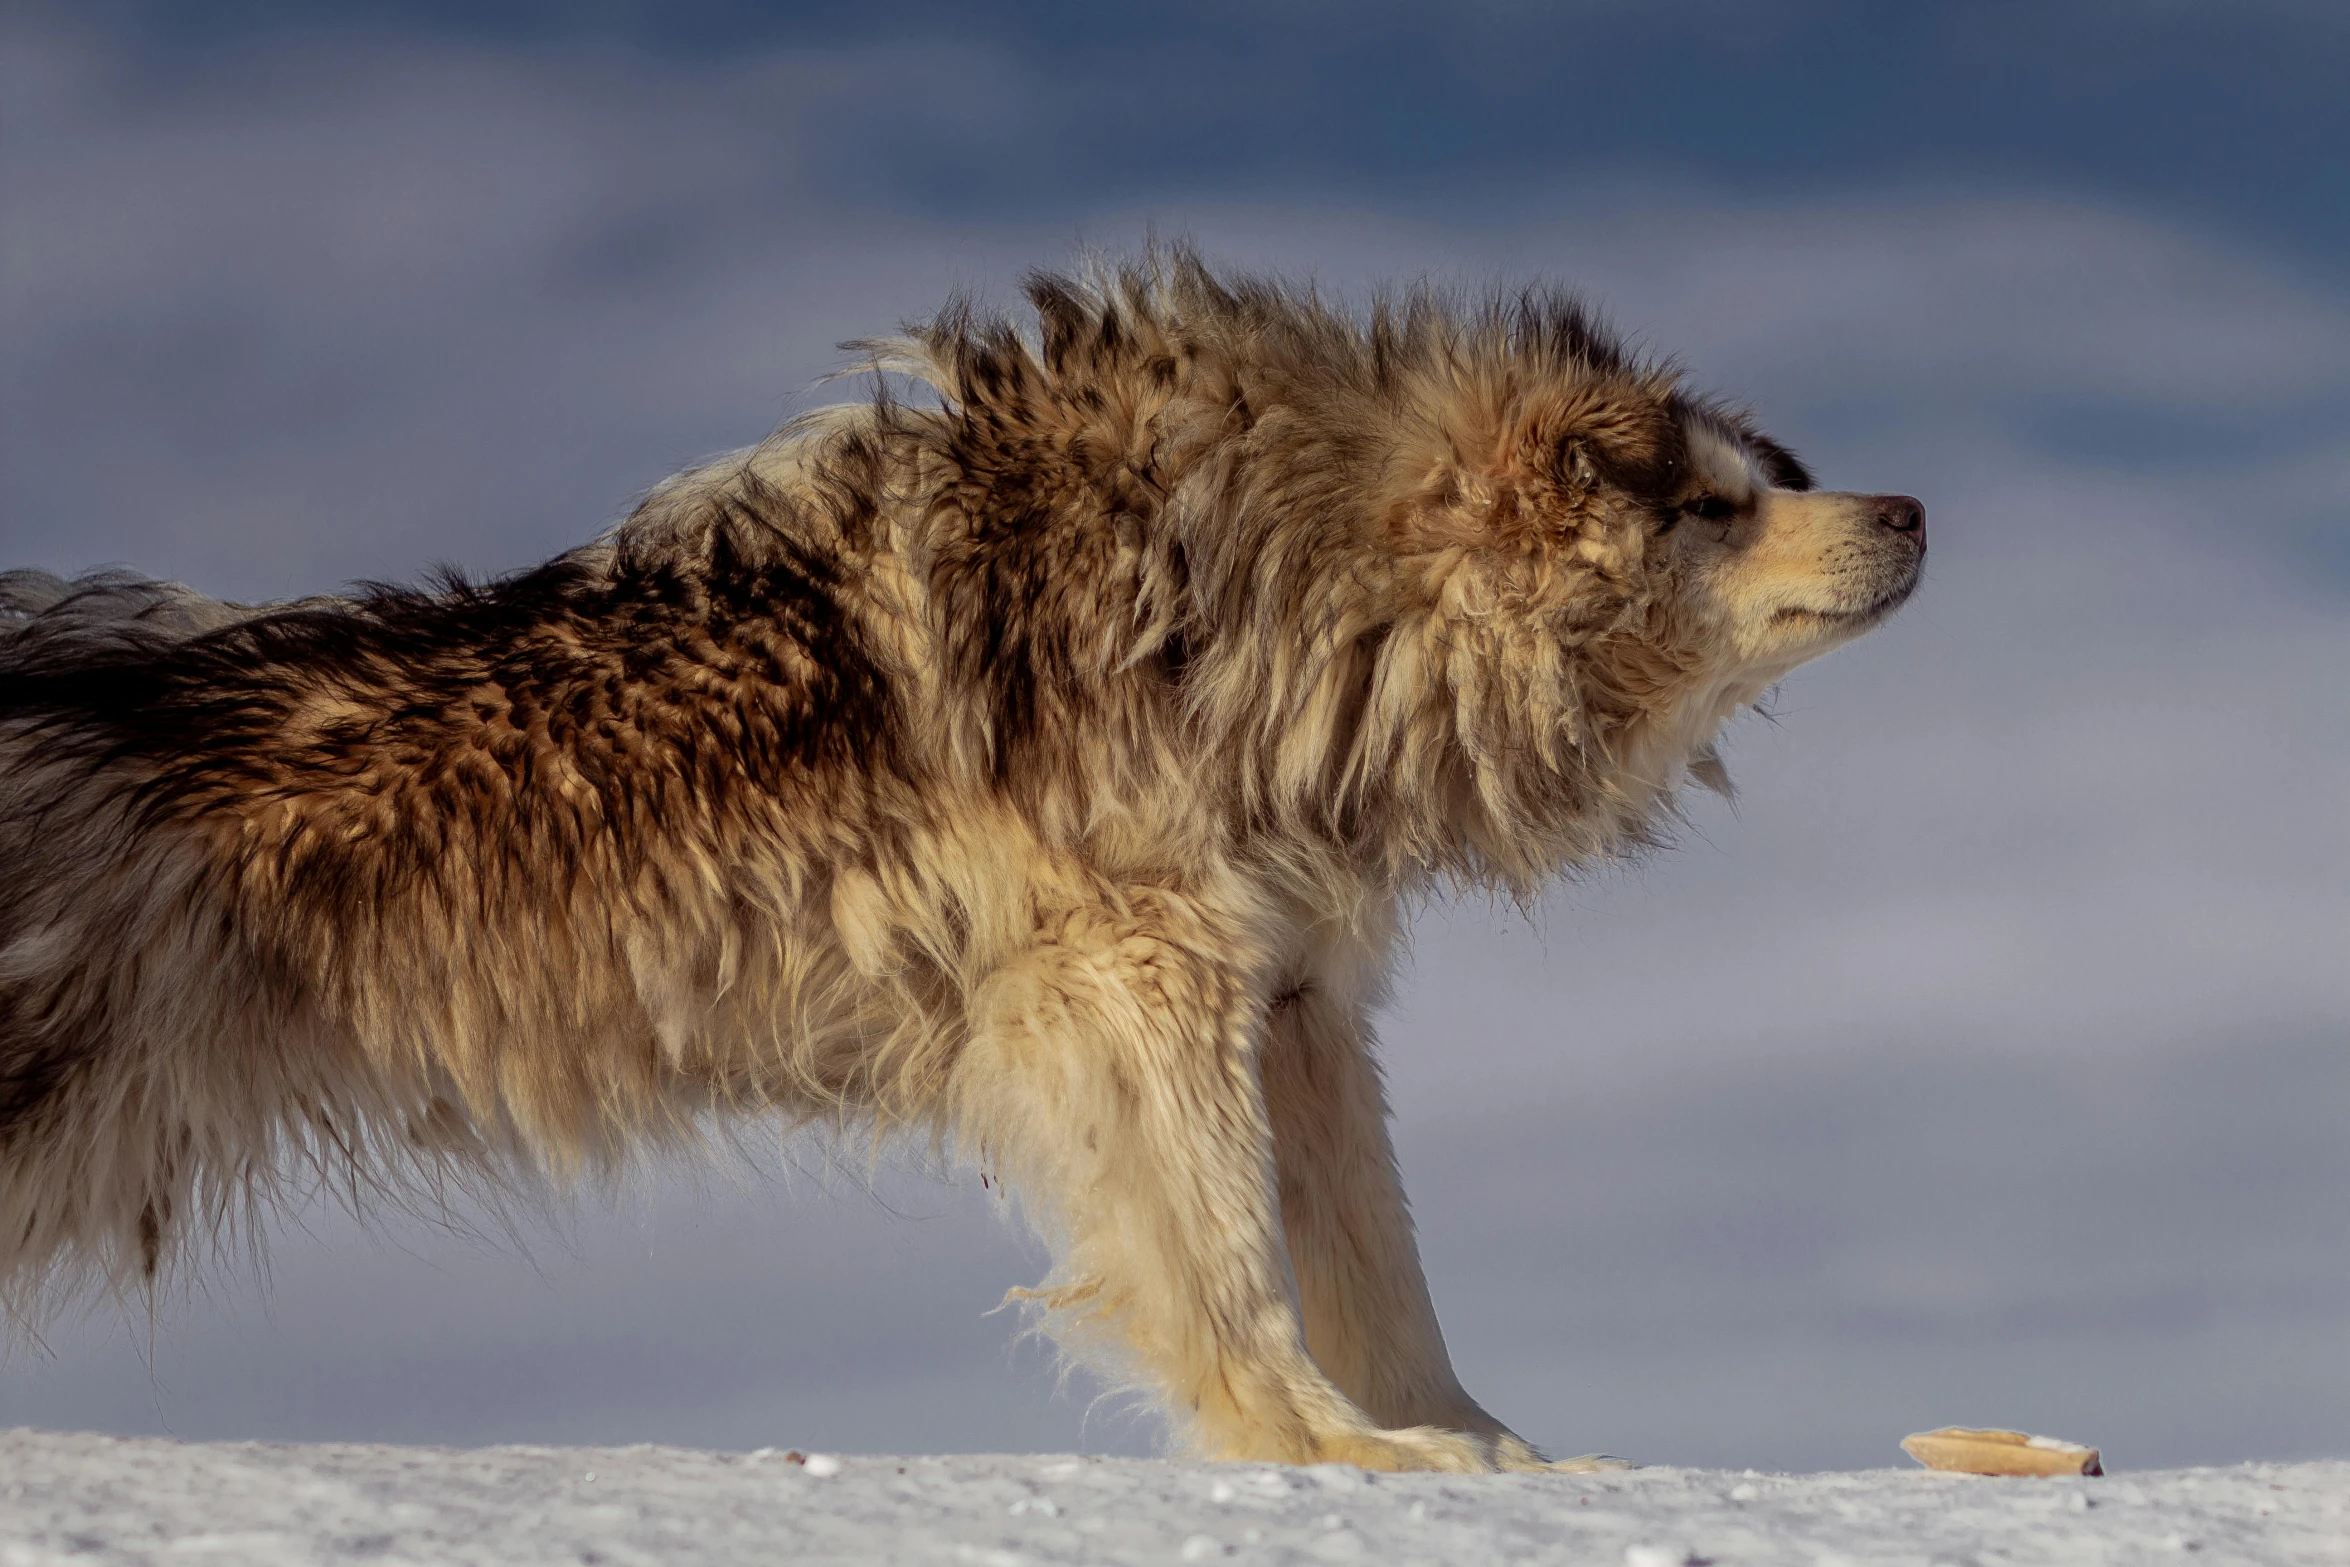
0,252,1922,1471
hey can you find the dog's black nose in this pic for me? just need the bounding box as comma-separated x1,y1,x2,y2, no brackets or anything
1873,495,1925,535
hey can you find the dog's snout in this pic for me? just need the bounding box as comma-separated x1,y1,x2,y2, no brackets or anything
1872,495,1925,539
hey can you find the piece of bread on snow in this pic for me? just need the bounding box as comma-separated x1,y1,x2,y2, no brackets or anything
1901,1427,2103,1477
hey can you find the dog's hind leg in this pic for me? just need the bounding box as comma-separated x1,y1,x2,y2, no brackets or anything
955,890,1509,1472
1259,979,1552,1470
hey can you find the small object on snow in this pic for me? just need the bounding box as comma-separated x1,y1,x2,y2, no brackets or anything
1624,1547,1703,1567
800,1453,844,1478
1900,1427,2102,1477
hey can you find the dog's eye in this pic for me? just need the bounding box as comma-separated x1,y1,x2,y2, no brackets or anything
1682,495,1735,521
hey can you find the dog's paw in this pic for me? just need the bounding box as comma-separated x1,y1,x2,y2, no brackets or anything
1480,1433,1637,1473
1310,1424,1506,1473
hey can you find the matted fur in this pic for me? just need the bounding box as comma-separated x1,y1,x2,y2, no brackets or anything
0,250,1922,1470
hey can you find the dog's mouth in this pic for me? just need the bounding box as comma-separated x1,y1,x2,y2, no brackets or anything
1770,571,1919,634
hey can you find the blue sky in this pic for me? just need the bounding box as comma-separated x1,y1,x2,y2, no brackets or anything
3,1,2346,1469
56,1,2350,275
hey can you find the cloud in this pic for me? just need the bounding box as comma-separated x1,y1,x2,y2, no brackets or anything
0,23,1043,593
3,18,2345,1469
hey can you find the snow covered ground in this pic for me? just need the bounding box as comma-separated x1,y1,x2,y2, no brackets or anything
2,1430,2342,1566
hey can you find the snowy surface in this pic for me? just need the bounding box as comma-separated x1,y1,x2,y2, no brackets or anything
2,1431,2343,1566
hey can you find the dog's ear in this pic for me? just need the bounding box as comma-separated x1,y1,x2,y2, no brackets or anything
1560,438,1600,499
1403,383,1673,558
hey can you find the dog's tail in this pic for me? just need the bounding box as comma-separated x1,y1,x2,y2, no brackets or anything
0,570,457,1326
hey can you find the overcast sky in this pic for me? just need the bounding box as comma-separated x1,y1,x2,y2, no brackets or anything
3,2,2345,1472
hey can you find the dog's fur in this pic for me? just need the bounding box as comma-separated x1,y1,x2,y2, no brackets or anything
0,252,1922,1471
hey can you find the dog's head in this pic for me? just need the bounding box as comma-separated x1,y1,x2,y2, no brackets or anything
1377,360,1923,689
887,260,1921,884
1661,412,1924,681
1280,307,1926,880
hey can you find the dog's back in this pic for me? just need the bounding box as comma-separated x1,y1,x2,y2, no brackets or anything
0,443,929,1315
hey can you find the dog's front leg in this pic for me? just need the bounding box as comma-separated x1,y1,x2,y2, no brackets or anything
1260,982,1553,1471
954,892,1505,1472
